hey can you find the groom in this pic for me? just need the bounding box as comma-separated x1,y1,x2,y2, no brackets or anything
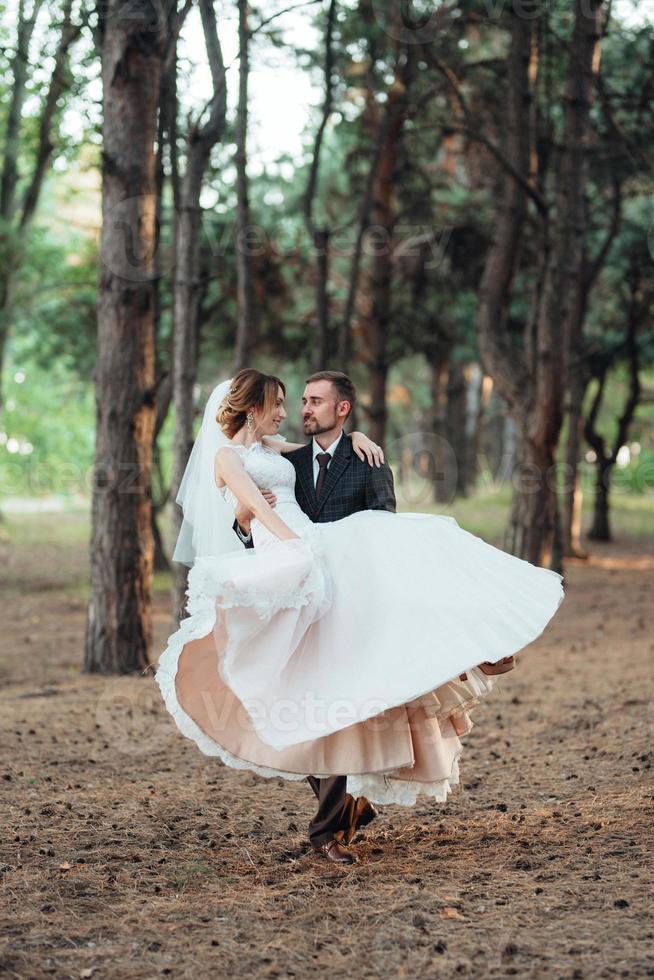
232,370,397,864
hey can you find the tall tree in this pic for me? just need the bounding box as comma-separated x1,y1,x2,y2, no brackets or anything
474,6,536,536
560,14,653,556
233,0,255,371
560,175,621,559
303,0,337,371
584,242,651,541
170,0,228,624
477,0,604,568
0,0,82,411
525,0,604,568
84,0,165,673
358,44,413,446
150,9,185,575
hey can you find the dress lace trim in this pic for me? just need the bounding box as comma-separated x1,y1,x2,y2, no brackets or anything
154,555,501,806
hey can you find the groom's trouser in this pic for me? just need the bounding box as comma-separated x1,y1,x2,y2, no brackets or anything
306,776,357,846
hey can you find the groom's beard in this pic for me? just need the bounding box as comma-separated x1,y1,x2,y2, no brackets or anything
302,416,338,436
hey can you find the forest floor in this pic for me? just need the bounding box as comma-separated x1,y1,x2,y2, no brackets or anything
0,495,652,980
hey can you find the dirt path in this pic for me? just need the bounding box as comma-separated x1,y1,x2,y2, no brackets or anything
1,531,652,979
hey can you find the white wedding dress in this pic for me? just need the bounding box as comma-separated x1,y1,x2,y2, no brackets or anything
155,440,565,805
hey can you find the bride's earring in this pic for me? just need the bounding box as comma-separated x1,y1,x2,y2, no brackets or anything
246,411,255,432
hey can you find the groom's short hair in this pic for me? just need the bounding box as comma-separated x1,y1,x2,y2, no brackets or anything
305,370,356,418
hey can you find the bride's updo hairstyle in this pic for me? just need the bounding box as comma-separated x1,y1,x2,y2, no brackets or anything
217,368,286,438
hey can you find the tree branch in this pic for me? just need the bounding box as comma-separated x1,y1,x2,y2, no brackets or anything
21,0,83,228
194,0,228,144
431,58,548,217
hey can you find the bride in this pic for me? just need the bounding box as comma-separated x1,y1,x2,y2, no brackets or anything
155,369,565,854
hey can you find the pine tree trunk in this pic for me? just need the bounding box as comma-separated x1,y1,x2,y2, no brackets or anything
477,1,602,567
583,274,642,548
360,75,409,446
588,457,612,541
480,383,502,483
561,374,590,558
446,358,469,497
84,2,163,673
233,0,255,372
169,0,227,626
523,0,602,569
150,51,178,578
304,0,336,370
314,236,330,369
561,176,621,558
465,364,486,493
430,360,449,504
560,266,589,558
476,6,534,502
170,192,201,624
504,421,557,566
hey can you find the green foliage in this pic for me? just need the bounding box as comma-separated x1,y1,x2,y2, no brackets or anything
0,352,94,500
12,225,98,379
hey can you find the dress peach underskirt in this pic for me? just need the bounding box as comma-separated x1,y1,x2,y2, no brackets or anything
156,605,505,806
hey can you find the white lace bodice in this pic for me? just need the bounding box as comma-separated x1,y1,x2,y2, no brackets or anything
219,441,313,546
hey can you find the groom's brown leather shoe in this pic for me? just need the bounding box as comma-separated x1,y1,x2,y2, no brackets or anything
479,655,516,675
311,837,359,864
342,797,378,846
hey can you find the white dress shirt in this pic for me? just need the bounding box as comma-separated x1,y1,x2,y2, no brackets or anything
312,431,343,486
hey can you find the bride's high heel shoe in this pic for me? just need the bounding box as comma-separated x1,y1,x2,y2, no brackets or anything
459,656,515,681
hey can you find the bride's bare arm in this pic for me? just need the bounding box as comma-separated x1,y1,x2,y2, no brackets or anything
215,447,299,542
261,436,306,455
261,435,304,453
262,432,385,466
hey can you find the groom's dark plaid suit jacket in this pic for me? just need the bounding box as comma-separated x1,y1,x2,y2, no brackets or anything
234,432,396,547
286,433,396,523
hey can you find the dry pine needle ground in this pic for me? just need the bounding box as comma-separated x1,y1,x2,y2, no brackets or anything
0,517,652,979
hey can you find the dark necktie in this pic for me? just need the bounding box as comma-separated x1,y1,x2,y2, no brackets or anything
315,452,331,498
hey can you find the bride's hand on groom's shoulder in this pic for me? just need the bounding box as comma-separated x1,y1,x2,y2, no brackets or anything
351,432,385,468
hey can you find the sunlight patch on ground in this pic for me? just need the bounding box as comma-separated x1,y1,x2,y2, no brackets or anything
567,553,654,572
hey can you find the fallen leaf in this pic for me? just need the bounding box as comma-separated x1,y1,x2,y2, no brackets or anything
440,906,465,920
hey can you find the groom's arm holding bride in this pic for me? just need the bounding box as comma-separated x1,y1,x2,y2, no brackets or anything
233,489,276,547
216,448,299,544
